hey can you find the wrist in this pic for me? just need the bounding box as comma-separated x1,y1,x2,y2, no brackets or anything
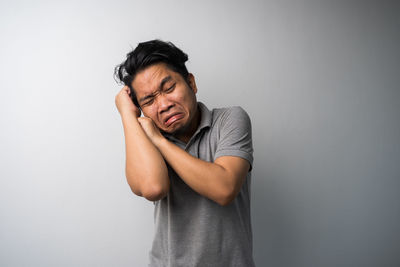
120,110,139,120
120,108,140,118
153,134,167,149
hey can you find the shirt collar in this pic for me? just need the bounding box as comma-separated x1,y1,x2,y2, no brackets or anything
195,101,212,133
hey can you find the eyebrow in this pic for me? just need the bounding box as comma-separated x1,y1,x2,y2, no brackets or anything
138,75,172,103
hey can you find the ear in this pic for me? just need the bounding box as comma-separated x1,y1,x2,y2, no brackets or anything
187,73,198,94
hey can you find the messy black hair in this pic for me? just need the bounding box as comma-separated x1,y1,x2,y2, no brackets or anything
114,39,189,107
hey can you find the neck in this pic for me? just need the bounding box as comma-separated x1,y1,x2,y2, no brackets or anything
175,105,201,143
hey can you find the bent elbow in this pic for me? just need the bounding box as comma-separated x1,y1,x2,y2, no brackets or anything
217,197,234,206
142,184,168,201
215,190,237,206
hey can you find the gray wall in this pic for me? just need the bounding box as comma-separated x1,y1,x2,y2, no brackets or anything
1,1,399,266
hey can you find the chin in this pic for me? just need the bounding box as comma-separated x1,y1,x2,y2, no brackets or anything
165,123,188,137
159,124,181,135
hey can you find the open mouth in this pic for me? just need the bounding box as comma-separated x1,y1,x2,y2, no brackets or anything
164,113,184,127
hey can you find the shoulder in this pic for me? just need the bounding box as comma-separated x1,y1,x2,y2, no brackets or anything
210,105,254,165
211,106,251,128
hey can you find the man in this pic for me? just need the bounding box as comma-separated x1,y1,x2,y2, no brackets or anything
114,40,255,267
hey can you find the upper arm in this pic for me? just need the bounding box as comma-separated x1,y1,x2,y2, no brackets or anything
212,106,254,204
214,106,253,169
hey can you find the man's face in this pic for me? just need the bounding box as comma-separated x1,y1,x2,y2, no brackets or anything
131,63,199,139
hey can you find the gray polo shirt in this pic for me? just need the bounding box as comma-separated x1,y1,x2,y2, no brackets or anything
149,102,255,267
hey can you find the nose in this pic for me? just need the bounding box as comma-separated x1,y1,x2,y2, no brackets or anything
157,94,174,114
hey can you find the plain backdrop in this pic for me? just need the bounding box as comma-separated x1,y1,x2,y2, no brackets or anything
1,0,399,266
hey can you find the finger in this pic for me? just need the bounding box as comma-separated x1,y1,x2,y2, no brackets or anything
138,116,151,121
137,117,146,126
123,86,130,94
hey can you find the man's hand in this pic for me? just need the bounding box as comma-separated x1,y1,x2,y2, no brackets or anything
138,117,164,146
115,86,141,117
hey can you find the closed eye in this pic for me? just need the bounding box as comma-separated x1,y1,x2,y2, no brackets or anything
142,97,155,106
140,83,175,107
164,83,175,93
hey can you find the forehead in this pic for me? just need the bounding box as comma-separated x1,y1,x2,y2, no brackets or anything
131,63,177,95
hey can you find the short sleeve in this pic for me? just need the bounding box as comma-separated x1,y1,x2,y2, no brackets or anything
214,106,254,170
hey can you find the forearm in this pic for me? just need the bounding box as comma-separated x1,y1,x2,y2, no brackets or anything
155,137,243,205
121,112,169,200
